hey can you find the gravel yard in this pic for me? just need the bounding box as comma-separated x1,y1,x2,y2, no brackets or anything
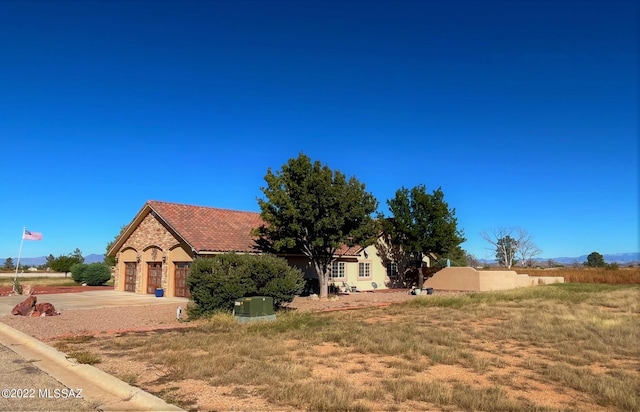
0,289,435,341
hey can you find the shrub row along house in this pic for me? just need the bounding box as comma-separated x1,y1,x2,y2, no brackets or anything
107,200,397,297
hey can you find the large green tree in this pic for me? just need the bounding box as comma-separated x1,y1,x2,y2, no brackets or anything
50,250,84,275
378,185,466,288
255,153,379,299
584,251,606,267
41,254,55,270
3,257,15,271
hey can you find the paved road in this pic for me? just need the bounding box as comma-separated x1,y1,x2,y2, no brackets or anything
0,291,187,411
0,344,97,412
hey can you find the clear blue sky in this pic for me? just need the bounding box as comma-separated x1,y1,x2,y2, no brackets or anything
1,0,637,262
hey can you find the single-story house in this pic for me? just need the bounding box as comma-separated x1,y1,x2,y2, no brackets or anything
107,200,394,297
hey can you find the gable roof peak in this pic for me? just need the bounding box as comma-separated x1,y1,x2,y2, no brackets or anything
146,199,259,215
145,200,263,254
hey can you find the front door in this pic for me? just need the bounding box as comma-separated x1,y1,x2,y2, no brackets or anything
124,262,136,292
174,262,191,298
147,262,162,294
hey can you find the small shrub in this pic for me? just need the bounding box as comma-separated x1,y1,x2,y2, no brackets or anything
248,255,306,308
70,263,88,283
606,263,619,271
187,253,304,318
12,277,23,294
118,373,138,386
83,263,111,286
68,351,100,365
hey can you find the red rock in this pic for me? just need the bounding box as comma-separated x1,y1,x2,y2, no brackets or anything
11,296,37,316
34,302,60,316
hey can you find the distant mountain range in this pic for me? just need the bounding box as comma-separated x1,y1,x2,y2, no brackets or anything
478,252,640,265
547,252,639,265
0,254,105,267
1,252,639,267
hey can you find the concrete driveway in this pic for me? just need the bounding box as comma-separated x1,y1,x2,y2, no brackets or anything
0,291,189,317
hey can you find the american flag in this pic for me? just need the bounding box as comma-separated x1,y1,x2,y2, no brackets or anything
23,229,43,241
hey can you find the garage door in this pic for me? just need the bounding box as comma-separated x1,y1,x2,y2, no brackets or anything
174,262,191,298
147,262,162,294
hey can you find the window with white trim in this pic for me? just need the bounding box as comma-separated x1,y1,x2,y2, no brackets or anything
387,262,398,278
330,261,345,279
358,262,371,278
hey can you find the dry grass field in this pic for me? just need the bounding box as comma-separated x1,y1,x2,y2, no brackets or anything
525,267,640,284
0,276,77,288
53,283,640,412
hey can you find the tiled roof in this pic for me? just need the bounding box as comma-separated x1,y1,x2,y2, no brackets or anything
336,244,363,256
147,200,264,253
145,200,364,257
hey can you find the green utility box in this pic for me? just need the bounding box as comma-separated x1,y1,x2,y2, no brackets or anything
233,296,276,323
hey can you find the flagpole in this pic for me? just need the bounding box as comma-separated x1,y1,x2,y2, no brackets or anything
13,227,26,294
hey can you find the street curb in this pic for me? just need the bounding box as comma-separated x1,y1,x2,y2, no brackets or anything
0,322,183,411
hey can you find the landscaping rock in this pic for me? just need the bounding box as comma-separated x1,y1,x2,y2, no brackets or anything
33,302,61,317
10,295,60,316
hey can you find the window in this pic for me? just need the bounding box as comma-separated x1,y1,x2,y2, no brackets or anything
387,262,398,278
330,261,345,279
358,262,371,278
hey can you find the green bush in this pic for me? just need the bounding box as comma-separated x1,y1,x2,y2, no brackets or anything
83,263,112,286
12,277,23,295
70,263,88,283
187,253,304,318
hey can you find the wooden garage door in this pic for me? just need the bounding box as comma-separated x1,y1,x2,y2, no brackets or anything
124,262,136,292
174,262,191,298
147,262,162,294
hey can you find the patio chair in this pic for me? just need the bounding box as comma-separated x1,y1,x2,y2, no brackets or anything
343,282,361,292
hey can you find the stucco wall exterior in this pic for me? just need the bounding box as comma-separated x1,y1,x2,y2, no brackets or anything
114,214,392,296
424,267,481,291
344,245,388,291
424,267,564,292
287,245,390,292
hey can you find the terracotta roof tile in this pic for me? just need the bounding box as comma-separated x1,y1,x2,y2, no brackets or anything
335,244,363,256
147,200,263,253
145,200,364,257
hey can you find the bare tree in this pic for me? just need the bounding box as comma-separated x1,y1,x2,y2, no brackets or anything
515,228,542,267
462,252,479,268
481,227,541,269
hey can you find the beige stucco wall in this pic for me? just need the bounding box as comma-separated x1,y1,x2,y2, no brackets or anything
286,256,317,279
424,267,481,291
425,267,564,292
114,214,395,295
286,245,390,292
331,245,389,291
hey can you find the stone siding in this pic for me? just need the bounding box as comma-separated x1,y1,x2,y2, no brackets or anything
115,214,183,294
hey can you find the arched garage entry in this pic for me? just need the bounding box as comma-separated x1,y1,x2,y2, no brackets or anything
168,245,192,298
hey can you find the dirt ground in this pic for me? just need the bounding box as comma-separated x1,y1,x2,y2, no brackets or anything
34,288,612,412
288,289,437,311
4,287,622,411
1,287,436,411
